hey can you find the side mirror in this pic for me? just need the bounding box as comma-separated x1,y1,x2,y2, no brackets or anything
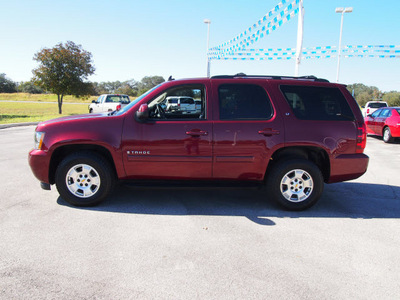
92,100,96,103
135,104,149,122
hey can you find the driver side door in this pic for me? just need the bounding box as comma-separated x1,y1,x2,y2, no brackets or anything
122,82,213,180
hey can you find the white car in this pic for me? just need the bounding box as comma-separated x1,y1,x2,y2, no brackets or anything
362,101,388,118
164,96,199,114
89,94,131,113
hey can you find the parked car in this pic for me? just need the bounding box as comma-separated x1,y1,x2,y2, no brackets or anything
365,107,400,143
165,96,198,115
29,74,368,211
362,101,388,118
89,94,131,113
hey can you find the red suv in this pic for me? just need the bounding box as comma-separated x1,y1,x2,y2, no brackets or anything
29,74,369,210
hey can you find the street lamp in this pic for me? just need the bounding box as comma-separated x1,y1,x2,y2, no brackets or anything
204,19,211,78
335,7,353,83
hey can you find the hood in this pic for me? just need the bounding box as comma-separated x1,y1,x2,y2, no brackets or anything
38,113,108,126
35,113,113,132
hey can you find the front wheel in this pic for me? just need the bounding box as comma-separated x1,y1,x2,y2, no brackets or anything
55,152,115,206
267,159,324,210
383,127,393,143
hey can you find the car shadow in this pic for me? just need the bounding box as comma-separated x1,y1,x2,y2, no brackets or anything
57,181,400,226
368,135,400,144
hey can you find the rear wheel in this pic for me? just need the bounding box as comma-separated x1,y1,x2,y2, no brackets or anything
267,159,324,210
383,127,393,143
55,152,115,206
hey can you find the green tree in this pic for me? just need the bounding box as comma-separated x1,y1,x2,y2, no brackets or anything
383,92,400,106
32,41,95,114
17,81,43,94
138,76,165,94
347,83,381,107
0,73,17,93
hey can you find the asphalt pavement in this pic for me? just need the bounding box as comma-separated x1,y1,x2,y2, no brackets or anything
0,126,399,299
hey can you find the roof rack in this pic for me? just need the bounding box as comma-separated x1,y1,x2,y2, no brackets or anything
211,73,330,83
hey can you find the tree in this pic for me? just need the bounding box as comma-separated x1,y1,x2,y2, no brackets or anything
137,76,165,94
346,83,381,107
17,81,43,94
0,73,17,93
32,41,95,114
383,92,400,106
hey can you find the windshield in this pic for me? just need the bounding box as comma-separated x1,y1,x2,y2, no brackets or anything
114,84,163,116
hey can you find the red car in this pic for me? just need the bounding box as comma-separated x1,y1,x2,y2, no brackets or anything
365,107,400,143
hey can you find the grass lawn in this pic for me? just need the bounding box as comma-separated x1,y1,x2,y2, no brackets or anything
0,93,97,103
0,101,89,124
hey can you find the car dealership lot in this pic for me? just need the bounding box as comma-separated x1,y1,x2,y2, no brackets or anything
1,126,399,299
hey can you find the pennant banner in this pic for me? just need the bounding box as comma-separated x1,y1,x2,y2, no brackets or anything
209,45,400,61
210,0,300,53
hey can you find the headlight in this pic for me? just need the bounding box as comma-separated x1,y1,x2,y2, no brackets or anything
34,132,45,150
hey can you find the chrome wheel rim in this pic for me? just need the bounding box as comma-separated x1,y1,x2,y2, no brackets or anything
280,169,314,202
383,129,390,141
66,164,101,198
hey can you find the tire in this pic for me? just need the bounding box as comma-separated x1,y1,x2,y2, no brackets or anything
89,108,93,113
383,127,393,143
267,159,324,211
55,152,115,206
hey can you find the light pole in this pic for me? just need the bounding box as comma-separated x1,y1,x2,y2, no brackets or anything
204,19,211,78
335,7,353,83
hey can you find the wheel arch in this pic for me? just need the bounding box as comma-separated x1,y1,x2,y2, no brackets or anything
49,144,118,185
266,146,330,183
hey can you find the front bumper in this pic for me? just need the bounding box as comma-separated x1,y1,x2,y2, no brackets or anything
28,149,51,184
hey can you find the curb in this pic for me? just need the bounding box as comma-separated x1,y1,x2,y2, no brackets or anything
0,122,39,130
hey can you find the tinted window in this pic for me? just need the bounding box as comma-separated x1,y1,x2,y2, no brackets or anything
219,84,273,120
380,109,390,117
106,95,130,104
280,85,354,121
181,98,194,104
371,110,381,117
368,102,387,108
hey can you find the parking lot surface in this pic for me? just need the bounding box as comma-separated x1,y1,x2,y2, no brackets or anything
1,126,399,299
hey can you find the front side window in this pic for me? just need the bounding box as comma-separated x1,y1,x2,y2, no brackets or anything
218,84,273,120
280,85,354,121
148,85,206,120
371,110,381,118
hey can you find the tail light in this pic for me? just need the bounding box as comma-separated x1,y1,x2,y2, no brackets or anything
356,122,367,153
116,104,121,111
366,108,370,114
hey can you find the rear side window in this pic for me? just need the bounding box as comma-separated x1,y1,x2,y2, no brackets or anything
280,85,354,121
380,109,390,118
219,84,273,120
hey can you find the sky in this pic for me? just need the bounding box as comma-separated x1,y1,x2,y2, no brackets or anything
1,0,399,92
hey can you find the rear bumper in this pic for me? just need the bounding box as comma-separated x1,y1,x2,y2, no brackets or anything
328,153,369,183
28,149,51,184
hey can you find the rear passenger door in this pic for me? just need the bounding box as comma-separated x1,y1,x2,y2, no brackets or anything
212,81,284,181
375,108,390,135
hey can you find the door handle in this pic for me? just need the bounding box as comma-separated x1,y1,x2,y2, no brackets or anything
258,129,280,136
186,130,208,136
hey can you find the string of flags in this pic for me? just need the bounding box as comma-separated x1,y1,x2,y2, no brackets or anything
209,45,400,61
208,0,399,62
